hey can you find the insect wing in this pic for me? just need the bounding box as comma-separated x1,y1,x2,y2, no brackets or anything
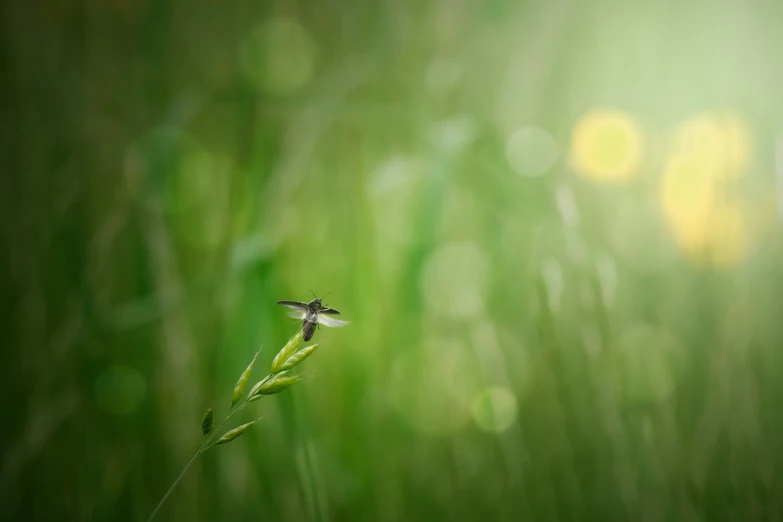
317,314,350,328
278,300,310,310
319,307,341,315
287,310,307,319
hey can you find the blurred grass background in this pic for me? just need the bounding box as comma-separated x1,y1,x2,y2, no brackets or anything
3,0,783,520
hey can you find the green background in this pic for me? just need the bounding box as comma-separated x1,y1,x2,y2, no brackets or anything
3,0,783,520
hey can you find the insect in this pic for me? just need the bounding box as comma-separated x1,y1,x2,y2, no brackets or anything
277,291,349,341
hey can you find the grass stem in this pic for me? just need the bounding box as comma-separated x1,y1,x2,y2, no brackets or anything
147,450,202,522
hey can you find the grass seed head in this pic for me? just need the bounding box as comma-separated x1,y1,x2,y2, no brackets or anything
215,420,258,445
232,350,260,406
271,331,304,374
201,408,214,435
247,374,272,399
251,375,300,399
280,344,319,371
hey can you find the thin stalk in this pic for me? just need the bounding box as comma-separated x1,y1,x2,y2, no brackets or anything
147,386,267,521
147,450,202,522
147,330,313,521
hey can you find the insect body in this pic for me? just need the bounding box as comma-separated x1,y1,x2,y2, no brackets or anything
277,293,349,341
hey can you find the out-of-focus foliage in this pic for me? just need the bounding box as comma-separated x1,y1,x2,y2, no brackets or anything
3,0,783,520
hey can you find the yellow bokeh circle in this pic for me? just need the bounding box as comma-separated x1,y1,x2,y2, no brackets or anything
674,113,752,177
660,153,750,267
660,113,755,268
570,109,643,182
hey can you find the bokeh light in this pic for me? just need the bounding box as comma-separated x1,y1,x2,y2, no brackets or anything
660,154,718,250
570,109,643,182
240,17,316,94
660,113,755,267
369,155,419,197
674,113,752,176
505,126,559,177
428,115,477,154
470,386,518,433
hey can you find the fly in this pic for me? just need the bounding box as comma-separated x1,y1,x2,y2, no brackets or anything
277,291,349,342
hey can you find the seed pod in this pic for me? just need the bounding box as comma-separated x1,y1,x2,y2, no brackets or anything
232,350,260,406
271,331,303,374
214,420,258,445
250,375,299,400
247,374,273,399
280,344,319,372
201,408,214,435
